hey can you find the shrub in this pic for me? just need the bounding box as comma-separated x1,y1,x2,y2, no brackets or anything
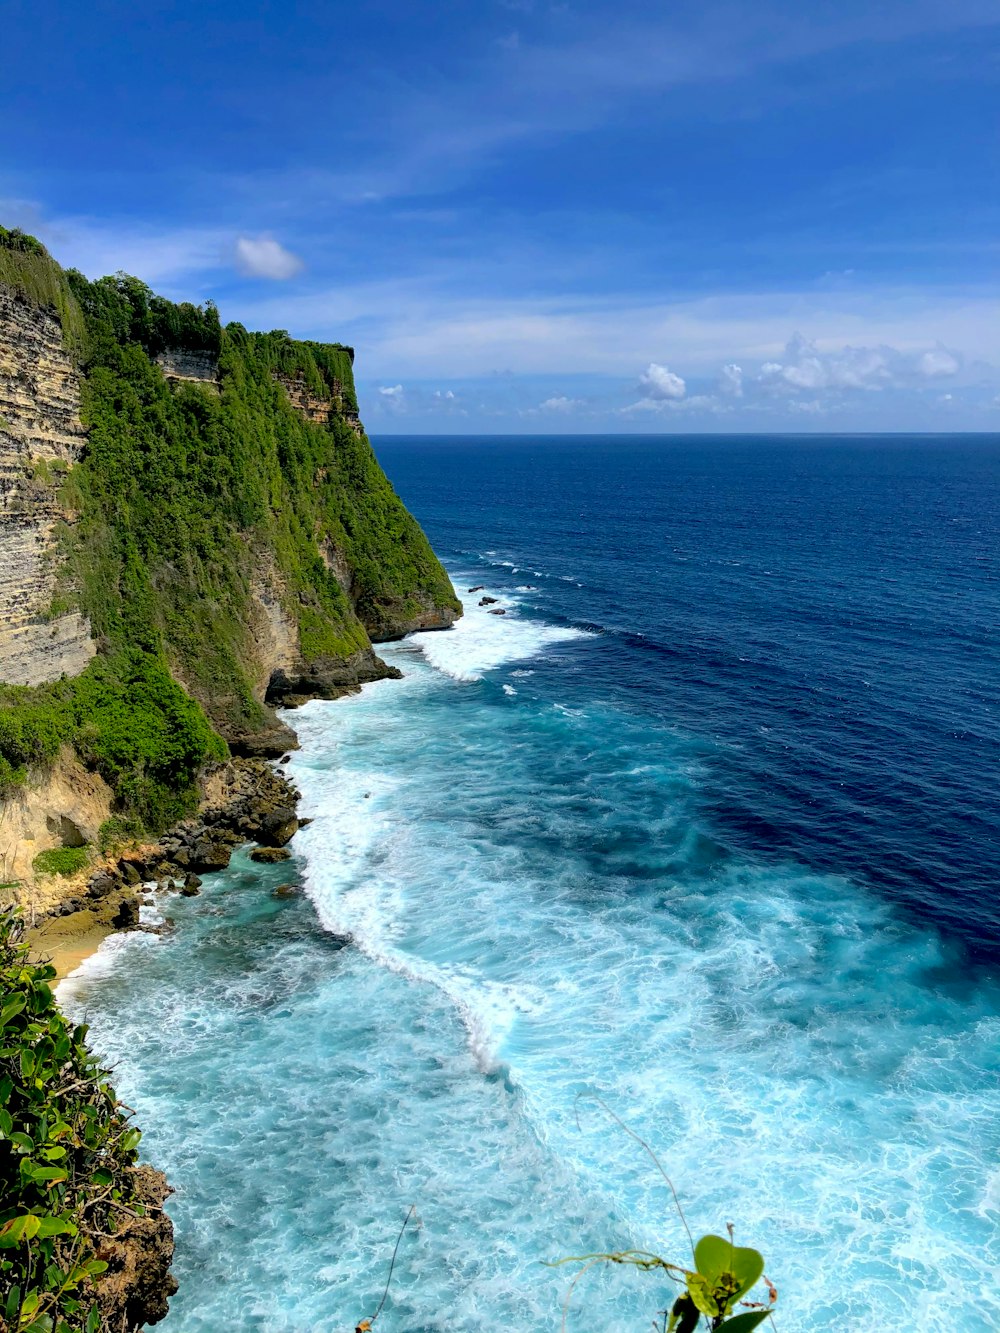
0,910,145,1331
31,848,89,878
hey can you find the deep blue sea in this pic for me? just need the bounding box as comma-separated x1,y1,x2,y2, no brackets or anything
62,436,1000,1331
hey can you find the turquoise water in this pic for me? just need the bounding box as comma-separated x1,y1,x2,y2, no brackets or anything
61,438,1000,1330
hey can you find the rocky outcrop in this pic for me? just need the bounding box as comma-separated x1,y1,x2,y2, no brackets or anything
274,371,362,434
155,349,219,391
247,552,403,715
111,757,301,885
364,590,461,642
93,1164,177,1330
0,287,94,684
265,646,401,707
0,748,113,898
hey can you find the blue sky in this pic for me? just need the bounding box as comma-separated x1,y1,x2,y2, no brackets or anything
4,0,999,432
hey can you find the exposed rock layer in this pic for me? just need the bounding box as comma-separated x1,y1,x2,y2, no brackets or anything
154,349,219,391
0,287,94,684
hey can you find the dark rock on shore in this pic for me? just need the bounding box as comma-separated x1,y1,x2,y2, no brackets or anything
226,715,300,759
256,807,299,847
468,585,484,592
93,1164,177,1330
479,596,498,606
189,839,233,873
488,608,507,616
364,590,461,643
40,756,303,943
113,895,141,929
265,646,401,708
250,846,292,863
272,882,300,898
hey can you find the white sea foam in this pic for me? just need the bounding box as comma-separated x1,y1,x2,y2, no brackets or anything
58,574,1000,1332
408,584,589,682
58,930,160,1005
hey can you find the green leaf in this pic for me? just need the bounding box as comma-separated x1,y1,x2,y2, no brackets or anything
718,1312,773,1331
35,1217,77,1239
9,1132,33,1153
29,1167,68,1185
694,1234,765,1304
86,1306,101,1333
686,1272,720,1317
1,994,26,1026
0,1216,41,1245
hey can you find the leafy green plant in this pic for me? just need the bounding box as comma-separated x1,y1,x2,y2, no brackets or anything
555,1100,777,1331
30,848,89,878
96,818,144,856
0,909,146,1330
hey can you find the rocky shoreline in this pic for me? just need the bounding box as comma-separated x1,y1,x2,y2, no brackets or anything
24,753,303,1329
31,756,300,945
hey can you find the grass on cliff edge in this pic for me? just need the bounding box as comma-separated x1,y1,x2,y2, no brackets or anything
0,909,151,1333
0,230,457,833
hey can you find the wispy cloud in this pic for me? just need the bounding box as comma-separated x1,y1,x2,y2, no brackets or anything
234,236,303,281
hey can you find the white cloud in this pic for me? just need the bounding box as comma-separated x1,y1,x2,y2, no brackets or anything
918,348,961,378
720,363,743,397
234,235,303,281
760,335,892,391
638,362,686,400
539,395,583,412
758,334,965,395
434,388,456,399
379,384,405,397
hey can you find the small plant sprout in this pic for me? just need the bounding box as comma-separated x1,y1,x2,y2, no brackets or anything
553,1097,778,1330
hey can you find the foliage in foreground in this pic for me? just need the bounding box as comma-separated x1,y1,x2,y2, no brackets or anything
0,910,144,1331
558,1231,775,1332
556,1100,777,1331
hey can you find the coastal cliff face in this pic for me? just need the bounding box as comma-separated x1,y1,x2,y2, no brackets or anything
0,224,460,1329
0,225,461,887
0,288,95,686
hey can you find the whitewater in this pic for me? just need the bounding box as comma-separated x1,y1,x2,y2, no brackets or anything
59,435,1000,1332
58,588,999,1332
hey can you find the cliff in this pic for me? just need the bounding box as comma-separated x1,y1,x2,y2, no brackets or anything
0,225,461,1329
0,286,95,686
0,225,461,875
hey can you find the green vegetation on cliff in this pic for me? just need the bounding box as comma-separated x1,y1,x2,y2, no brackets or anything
0,229,459,832
0,911,154,1332
0,228,86,360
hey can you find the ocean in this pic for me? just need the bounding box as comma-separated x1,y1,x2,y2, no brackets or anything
61,435,1000,1331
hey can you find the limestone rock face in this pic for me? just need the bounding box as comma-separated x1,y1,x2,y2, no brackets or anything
0,747,113,893
364,590,461,642
274,371,362,433
154,349,219,391
0,287,94,684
